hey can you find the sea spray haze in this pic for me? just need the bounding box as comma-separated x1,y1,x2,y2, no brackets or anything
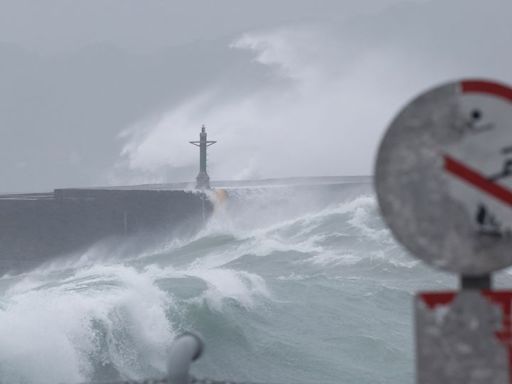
0,1,511,191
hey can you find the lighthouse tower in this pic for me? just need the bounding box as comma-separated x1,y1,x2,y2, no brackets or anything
189,125,216,189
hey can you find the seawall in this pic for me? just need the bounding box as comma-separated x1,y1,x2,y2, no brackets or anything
0,177,372,275
0,188,211,274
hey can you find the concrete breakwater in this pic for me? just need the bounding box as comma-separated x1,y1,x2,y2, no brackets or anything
0,176,371,275
0,188,211,274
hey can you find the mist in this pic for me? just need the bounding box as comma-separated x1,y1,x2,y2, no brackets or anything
0,0,511,192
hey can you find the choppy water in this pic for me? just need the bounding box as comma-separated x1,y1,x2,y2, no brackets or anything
2,182,509,384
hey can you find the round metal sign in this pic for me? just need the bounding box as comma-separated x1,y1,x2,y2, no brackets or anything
375,79,512,274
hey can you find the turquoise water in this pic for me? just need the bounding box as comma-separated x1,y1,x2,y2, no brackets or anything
0,183,486,384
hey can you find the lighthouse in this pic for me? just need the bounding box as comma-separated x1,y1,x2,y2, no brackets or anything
189,125,216,189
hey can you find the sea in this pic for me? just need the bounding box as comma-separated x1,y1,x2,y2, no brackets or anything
0,180,509,384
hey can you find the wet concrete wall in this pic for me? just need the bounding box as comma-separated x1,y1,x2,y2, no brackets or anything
0,188,211,274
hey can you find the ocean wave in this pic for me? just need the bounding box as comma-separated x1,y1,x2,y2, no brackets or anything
184,268,271,310
0,265,174,383
0,186,432,384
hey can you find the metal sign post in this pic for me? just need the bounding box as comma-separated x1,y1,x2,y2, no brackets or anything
415,290,512,384
375,79,512,383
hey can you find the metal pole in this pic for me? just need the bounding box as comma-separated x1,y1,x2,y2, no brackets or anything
167,332,204,384
460,274,492,290
200,127,207,174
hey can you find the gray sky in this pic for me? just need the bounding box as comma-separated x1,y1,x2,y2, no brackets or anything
0,0,511,192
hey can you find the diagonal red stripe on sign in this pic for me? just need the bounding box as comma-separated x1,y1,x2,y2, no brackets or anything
444,155,512,206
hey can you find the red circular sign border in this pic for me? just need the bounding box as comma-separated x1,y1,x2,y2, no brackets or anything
461,80,512,103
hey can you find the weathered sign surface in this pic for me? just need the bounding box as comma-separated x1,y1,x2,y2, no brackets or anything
375,79,512,274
